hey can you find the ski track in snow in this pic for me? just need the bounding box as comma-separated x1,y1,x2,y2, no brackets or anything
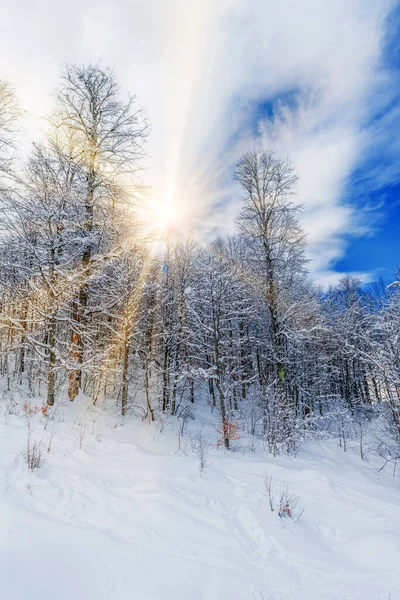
1,396,400,600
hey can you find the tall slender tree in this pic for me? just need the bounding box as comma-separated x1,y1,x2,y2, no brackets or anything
235,150,306,396
52,64,149,400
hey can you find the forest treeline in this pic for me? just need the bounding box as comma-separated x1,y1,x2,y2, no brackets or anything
0,64,399,454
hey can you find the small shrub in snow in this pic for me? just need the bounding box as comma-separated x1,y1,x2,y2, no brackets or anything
47,430,54,453
90,416,103,442
190,431,211,475
69,420,88,450
22,403,49,418
47,407,64,424
76,421,88,450
3,392,18,418
263,474,304,522
22,403,38,417
22,434,44,473
156,411,168,434
278,485,304,521
244,436,259,454
264,475,276,512
374,405,400,474
176,413,188,451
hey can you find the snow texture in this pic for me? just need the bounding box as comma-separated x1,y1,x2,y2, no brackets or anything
1,393,399,600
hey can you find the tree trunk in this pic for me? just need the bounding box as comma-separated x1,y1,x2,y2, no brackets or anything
47,311,57,406
68,174,94,401
121,333,130,416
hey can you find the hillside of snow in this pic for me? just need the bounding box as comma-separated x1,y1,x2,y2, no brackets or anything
1,392,399,600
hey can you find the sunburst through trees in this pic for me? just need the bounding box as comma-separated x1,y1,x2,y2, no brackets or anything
0,64,400,456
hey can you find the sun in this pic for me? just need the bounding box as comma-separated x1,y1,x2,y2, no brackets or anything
142,183,193,244
146,184,186,239
152,200,178,236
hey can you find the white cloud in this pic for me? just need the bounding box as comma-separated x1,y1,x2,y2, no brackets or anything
0,0,396,281
313,270,373,289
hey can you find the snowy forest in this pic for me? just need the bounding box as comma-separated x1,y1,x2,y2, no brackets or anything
3,0,400,594
0,64,399,457
2,29,400,597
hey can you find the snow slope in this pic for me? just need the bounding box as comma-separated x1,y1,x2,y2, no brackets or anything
1,393,399,600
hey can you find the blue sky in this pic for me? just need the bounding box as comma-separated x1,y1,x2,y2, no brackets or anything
333,4,400,283
256,78,400,283
244,2,400,286
336,182,400,282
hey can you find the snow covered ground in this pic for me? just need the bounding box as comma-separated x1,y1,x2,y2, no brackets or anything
1,390,399,600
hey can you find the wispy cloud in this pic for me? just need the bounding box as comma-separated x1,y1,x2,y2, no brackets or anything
0,0,397,282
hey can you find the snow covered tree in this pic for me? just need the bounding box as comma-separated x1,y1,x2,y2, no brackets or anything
51,63,149,401
0,139,84,404
188,239,254,449
234,150,313,449
0,79,20,182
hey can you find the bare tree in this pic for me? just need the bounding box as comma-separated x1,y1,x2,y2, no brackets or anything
0,79,20,181
234,150,314,447
51,64,149,401
235,150,305,390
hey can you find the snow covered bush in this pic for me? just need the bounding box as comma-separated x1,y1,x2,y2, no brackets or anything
374,404,400,476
